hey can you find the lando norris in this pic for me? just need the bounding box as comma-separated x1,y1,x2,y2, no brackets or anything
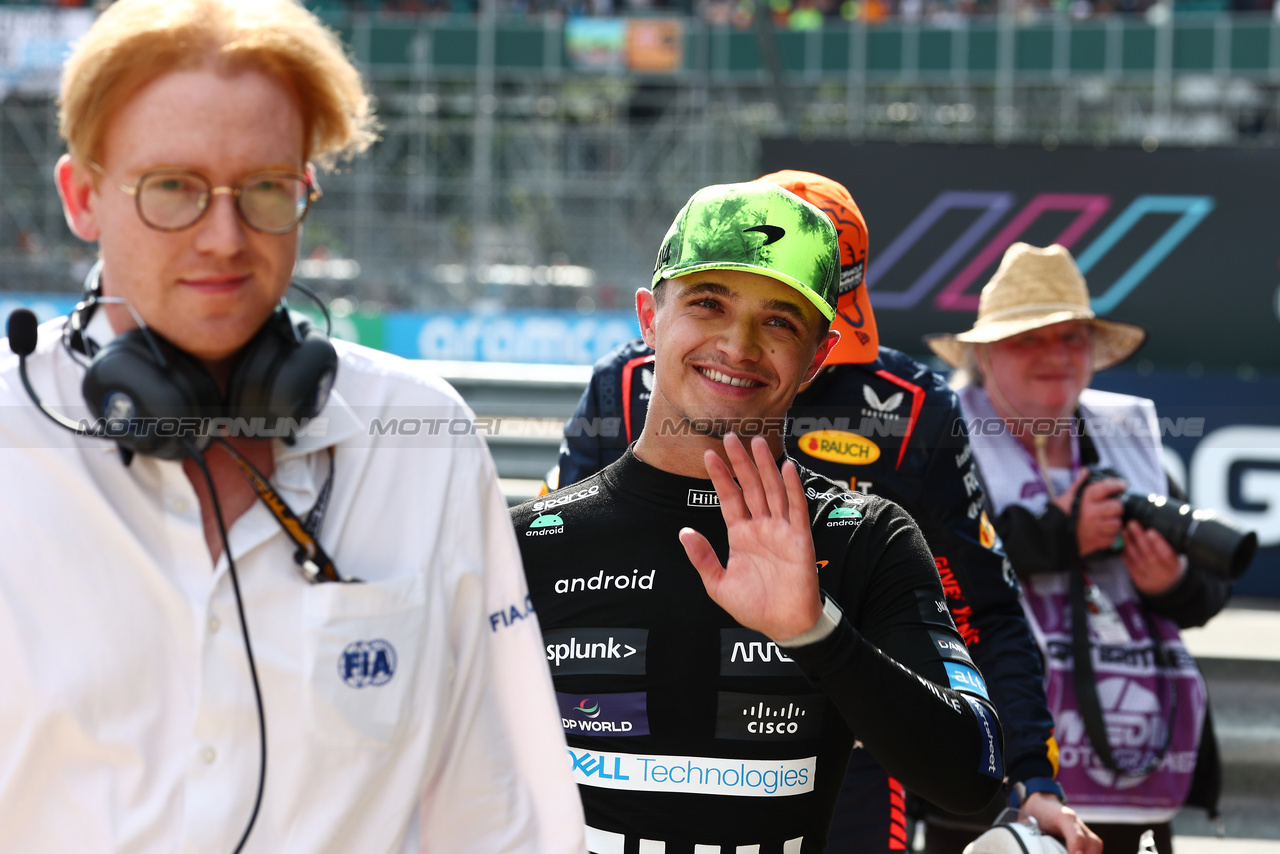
512,182,1003,853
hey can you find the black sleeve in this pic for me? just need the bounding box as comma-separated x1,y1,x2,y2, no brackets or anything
787,504,1004,815
995,503,1078,576
915,408,1056,785
1140,564,1232,628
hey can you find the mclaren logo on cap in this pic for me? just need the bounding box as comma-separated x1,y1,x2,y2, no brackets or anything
744,224,785,245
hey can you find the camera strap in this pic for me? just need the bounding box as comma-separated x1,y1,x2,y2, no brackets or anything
1068,564,1177,777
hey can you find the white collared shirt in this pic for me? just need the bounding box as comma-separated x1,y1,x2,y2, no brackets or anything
0,316,586,854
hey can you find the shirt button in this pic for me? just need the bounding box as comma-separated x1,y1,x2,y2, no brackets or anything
172,497,190,515
201,747,217,764
208,616,221,634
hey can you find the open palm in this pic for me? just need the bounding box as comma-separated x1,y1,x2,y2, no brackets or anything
679,433,823,642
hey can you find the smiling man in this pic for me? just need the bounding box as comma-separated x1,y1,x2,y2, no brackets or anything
0,2,582,852
513,182,1005,853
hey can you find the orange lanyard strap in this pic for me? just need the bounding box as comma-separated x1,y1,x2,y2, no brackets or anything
220,440,345,584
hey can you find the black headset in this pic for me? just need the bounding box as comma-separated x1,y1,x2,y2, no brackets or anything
68,262,338,461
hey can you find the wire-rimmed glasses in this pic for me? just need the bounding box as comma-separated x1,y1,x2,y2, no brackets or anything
88,161,320,234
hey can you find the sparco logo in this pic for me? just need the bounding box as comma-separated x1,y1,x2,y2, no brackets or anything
715,692,825,741
688,489,720,507
534,484,600,512
542,628,647,675
554,568,656,594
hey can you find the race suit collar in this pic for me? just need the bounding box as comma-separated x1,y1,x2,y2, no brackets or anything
604,446,794,511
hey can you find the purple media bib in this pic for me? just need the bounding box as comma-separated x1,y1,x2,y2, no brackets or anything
1024,568,1206,816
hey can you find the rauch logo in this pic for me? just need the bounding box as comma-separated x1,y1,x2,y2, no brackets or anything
800,430,881,466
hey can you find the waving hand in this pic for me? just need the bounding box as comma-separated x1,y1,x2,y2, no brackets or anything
678,433,824,642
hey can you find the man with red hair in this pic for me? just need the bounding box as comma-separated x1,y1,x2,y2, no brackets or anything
0,2,583,851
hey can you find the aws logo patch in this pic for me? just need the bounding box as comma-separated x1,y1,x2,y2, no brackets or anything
798,430,881,466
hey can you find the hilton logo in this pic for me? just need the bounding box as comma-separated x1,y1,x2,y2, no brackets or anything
687,489,720,507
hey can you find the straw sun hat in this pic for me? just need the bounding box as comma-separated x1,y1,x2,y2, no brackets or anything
925,242,1146,371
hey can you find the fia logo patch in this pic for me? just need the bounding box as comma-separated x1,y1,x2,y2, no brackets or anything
340,639,397,688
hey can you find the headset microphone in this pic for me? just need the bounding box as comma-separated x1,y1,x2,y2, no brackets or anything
7,308,100,437
7,308,37,357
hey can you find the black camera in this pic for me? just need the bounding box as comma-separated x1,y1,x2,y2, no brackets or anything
1083,467,1257,581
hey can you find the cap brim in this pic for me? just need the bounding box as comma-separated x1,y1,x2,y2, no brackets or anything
655,261,837,321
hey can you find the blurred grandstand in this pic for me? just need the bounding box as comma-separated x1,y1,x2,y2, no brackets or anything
0,0,1275,311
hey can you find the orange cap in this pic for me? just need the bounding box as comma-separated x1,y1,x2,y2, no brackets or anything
758,169,878,364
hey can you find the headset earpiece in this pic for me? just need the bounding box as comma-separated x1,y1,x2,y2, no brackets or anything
81,329,222,460
225,310,338,434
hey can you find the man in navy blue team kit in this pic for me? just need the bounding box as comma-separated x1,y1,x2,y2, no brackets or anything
549,172,1100,854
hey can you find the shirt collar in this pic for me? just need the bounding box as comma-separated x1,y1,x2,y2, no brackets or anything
278,387,361,459
82,302,118,352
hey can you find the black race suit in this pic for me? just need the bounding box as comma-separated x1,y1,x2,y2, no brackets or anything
514,449,1003,854
554,339,1057,851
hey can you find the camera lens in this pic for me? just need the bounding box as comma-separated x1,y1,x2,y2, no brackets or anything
1121,492,1257,581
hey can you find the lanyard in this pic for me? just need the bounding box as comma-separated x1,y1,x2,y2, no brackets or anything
1011,423,1081,502
219,440,349,584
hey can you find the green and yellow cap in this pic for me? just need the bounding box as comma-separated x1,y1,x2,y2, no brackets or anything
651,181,840,321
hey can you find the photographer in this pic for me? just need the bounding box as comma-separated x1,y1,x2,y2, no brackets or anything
926,243,1229,854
